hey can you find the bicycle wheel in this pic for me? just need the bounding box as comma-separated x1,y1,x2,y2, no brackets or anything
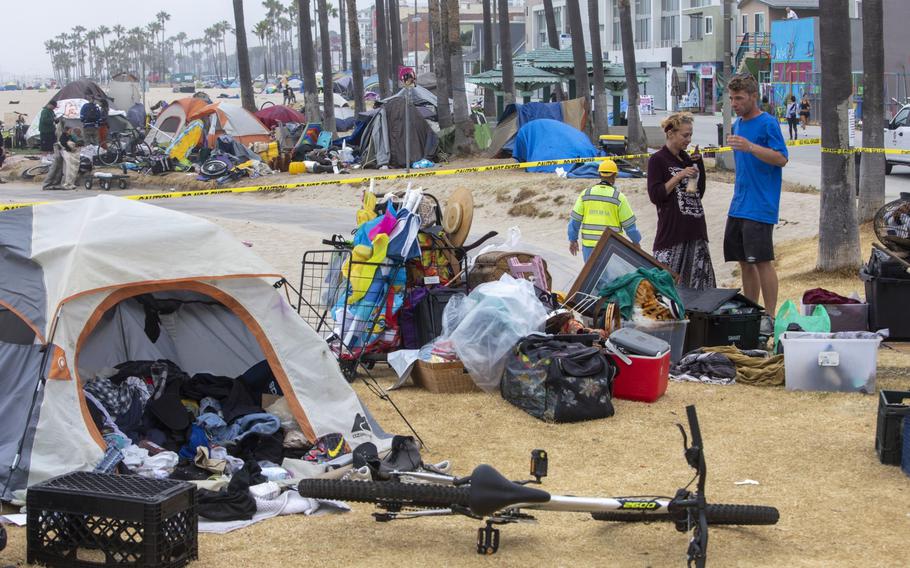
591,504,779,525
297,478,470,509
134,141,152,158
98,141,122,166
22,164,50,179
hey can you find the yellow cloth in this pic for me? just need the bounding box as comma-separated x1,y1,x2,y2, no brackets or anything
356,191,378,226
570,183,636,248
347,233,389,304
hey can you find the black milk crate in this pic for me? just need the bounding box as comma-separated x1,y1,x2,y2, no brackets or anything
27,471,197,568
876,390,910,465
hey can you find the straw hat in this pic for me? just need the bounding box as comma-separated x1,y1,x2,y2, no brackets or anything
443,188,474,247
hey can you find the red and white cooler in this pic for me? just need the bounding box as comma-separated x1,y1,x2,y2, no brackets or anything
606,328,671,403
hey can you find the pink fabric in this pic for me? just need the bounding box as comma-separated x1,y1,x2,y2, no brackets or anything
368,211,397,241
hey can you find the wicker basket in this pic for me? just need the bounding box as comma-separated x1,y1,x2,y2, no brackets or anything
411,360,479,393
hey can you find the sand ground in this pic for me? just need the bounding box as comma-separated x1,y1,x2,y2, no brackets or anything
1,87,909,568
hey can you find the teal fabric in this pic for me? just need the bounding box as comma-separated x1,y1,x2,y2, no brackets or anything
598,267,684,320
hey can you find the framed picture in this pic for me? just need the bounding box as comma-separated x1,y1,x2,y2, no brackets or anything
566,231,676,310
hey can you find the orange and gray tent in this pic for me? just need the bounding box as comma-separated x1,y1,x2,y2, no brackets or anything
0,196,389,499
145,97,210,146
190,102,271,146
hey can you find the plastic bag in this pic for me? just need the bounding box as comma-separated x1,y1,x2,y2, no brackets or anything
469,226,522,267
446,275,548,392
774,300,830,348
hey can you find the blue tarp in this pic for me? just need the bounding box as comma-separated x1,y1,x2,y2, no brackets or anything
566,162,635,179
513,119,600,173
499,101,564,155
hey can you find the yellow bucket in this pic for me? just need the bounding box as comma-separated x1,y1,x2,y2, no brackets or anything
288,161,306,175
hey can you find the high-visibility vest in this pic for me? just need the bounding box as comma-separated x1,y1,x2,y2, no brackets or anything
570,183,636,249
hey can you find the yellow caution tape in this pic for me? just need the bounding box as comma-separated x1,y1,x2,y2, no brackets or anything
821,146,910,155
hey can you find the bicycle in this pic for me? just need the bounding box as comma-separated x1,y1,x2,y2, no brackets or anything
297,406,779,566
97,130,151,166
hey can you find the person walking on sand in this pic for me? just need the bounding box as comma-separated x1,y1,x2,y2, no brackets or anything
647,112,715,289
799,93,811,130
723,73,789,336
568,159,642,261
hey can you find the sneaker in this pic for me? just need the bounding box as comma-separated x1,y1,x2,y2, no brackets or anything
760,315,774,336
341,465,374,482
303,433,348,463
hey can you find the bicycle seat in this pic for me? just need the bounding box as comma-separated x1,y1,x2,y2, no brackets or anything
467,464,550,516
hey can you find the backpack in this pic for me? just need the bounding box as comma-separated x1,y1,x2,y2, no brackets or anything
150,155,174,174
502,334,617,423
82,103,100,124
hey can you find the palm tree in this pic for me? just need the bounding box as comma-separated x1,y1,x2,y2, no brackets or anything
375,0,392,97
297,0,320,121
156,11,171,80
388,0,403,74
338,0,348,71
716,0,735,170
588,0,608,136
72,26,87,77
818,0,861,270
147,22,162,79
97,25,110,80
86,30,99,78
254,21,270,80
233,0,257,113
318,0,336,132
430,0,452,127
618,0,646,154
542,0,564,100
858,0,885,222
497,0,514,106
288,1,300,75
566,0,591,137
481,0,495,117
447,0,473,152
174,32,188,74
346,0,365,112
218,21,234,79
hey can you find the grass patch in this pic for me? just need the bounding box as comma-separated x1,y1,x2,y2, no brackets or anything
495,189,511,203
513,187,538,203
783,182,818,194
508,202,543,217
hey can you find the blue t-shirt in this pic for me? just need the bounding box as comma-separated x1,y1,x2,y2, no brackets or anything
729,112,789,224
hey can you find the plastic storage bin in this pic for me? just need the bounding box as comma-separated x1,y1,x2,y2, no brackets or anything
801,303,869,333
27,471,197,568
622,319,688,363
876,390,910,465
608,350,670,403
902,417,910,477
780,332,882,393
864,277,910,339
679,287,762,352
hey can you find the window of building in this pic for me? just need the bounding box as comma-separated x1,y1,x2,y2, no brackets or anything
705,16,713,34
689,13,704,40
635,0,652,16
741,14,748,35
662,0,679,10
535,6,564,48
754,12,765,35
661,14,679,42
635,0,652,44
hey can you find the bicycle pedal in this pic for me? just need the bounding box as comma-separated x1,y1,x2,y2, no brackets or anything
476,522,500,555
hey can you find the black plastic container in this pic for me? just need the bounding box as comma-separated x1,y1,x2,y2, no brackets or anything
864,277,910,339
876,390,910,465
27,472,197,568
414,287,467,347
678,287,763,352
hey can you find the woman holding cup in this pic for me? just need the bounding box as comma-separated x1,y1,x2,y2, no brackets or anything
647,112,716,289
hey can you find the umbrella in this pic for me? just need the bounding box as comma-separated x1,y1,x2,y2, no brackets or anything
254,105,307,129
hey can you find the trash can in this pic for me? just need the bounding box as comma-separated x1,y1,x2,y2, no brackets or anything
599,134,627,156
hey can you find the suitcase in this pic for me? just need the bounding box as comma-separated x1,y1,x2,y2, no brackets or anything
469,252,553,291
414,287,467,347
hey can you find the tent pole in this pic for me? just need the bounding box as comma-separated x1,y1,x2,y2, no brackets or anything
405,86,411,173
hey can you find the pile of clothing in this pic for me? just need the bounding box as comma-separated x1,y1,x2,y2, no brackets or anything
670,346,785,386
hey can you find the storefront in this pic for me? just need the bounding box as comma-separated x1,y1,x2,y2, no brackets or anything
682,63,720,113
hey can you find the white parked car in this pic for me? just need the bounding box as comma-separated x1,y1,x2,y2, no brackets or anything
886,103,910,174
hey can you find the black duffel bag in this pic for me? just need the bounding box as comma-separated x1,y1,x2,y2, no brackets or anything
501,334,616,423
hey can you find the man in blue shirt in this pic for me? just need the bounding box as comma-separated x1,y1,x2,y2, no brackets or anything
723,73,789,336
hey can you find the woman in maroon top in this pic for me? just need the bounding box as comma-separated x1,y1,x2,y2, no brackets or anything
647,112,716,289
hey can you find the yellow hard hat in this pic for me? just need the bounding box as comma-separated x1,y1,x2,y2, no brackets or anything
598,159,619,175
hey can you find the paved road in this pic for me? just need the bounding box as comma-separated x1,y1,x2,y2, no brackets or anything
640,113,910,198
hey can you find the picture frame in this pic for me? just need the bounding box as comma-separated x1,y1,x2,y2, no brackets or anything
566,231,677,310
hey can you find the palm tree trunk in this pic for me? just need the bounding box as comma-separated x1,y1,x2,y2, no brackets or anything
497,0,514,106
818,0,861,270
481,0,495,118
566,0,590,137
588,0,608,136
447,0,473,153
346,0,365,113
339,0,348,71
375,0,392,97
429,0,452,128
618,0,646,153
388,0,403,72
298,0,321,122
543,0,564,100
233,0,256,113
318,0,336,132
717,0,735,170
858,0,885,222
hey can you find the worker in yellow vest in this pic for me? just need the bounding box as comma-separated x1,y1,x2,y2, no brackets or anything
568,159,642,260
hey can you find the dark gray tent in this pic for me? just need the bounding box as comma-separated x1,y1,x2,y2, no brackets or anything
49,79,111,105
358,94,438,169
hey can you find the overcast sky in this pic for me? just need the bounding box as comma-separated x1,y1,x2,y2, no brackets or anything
0,0,385,79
